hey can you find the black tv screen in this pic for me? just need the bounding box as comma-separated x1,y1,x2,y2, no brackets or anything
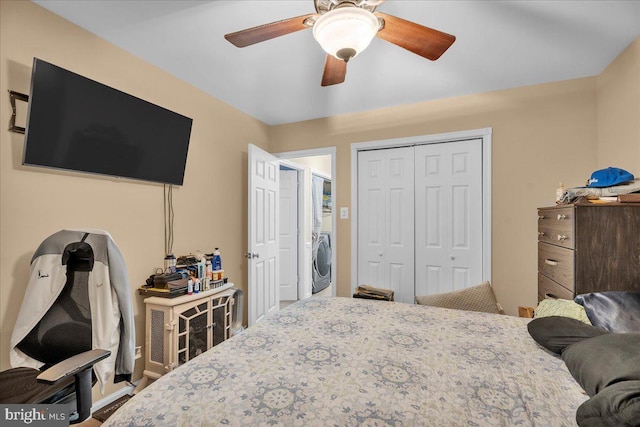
23,58,192,185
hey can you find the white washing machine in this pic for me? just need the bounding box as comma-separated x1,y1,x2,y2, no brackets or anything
312,232,331,294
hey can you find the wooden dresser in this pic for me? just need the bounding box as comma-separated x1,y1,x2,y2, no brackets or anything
537,203,640,301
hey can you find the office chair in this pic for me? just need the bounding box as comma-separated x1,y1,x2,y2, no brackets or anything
0,240,110,423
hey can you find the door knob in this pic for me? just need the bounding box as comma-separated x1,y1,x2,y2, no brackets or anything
245,252,260,259
450,256,455,260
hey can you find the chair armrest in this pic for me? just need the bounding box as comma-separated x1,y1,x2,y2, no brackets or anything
37,349,111,384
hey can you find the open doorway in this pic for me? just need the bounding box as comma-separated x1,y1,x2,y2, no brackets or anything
276,148,336,307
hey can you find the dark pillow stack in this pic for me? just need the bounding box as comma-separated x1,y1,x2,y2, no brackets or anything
528,311,640,426
562,333,640,426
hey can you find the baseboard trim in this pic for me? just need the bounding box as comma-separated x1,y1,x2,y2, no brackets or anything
91,382,136,413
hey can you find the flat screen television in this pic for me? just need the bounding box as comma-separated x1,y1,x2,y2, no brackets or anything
23,58,193,186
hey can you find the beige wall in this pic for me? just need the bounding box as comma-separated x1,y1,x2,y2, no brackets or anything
287,155,332,177
0,0,269,397
597,37,640,173
270,78,600,315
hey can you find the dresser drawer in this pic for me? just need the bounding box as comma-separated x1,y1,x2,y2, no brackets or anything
538,273,574,301
537,206,574,249
538,242,574,289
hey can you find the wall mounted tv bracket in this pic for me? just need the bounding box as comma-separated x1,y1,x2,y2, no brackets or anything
8,90,29,134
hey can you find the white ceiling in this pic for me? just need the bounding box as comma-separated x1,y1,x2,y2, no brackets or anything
34,1,640,126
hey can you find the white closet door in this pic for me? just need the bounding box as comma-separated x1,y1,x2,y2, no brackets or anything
357,147,415,303
414,139,483,296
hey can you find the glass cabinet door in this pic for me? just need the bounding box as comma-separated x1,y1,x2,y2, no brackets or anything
212,294,233,347
177,301,210,366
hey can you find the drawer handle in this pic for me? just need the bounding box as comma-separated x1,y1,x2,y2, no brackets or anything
544,259,558,266
557,214,567,221
538,231,545,237
557,234,568,241
538,215,545,220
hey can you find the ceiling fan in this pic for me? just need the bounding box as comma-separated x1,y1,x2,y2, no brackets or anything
224,0,456,86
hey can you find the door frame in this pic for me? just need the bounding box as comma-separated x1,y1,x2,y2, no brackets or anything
275,147,337,298
350,128,492,295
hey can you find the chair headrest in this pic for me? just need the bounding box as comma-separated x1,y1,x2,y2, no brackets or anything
62,242,94,271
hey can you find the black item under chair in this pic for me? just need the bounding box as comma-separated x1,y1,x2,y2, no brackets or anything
0,238,110,424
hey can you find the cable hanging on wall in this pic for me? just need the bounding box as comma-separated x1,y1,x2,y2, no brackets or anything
163,184,174,256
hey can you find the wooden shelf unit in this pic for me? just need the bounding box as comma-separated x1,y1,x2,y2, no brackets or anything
142,284,236,380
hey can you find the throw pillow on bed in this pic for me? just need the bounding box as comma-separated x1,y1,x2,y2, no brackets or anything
575,380,640,427
534,298,592,324
574,291,640,333
527,316,607,355
561,333,640,427
414,281,503,314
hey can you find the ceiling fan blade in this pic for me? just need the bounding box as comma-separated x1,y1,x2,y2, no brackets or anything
321,55,347,87
225,14,316,48
375,12,455,60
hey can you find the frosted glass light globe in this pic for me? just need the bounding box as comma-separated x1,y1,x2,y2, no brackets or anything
313,7,379,62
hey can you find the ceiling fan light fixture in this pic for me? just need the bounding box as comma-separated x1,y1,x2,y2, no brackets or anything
312,7,379,61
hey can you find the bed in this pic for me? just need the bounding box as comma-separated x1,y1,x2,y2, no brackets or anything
104,297,588,426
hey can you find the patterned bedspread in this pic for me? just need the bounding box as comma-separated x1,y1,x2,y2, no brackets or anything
105,297,587,426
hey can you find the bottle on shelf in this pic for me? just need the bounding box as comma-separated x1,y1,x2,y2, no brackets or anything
212,248,222,271
206,260,212,279
164,254,176,273
555,182,565,204
212,248,224,281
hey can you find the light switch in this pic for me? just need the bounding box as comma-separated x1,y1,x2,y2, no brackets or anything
340,207,349,219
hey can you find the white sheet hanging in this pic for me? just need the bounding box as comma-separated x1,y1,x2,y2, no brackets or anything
312,175,324,235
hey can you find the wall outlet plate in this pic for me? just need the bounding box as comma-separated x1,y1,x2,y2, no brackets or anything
135,346,142,359
340,207,349,219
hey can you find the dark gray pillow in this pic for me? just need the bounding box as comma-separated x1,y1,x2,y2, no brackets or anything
575,291,640,333
527,316,608,355
561,333,640,397
575,380,640,427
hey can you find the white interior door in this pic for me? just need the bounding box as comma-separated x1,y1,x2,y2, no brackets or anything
415,140,483,295
248,144,280,326
279,169,298,301
357,147,415,303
